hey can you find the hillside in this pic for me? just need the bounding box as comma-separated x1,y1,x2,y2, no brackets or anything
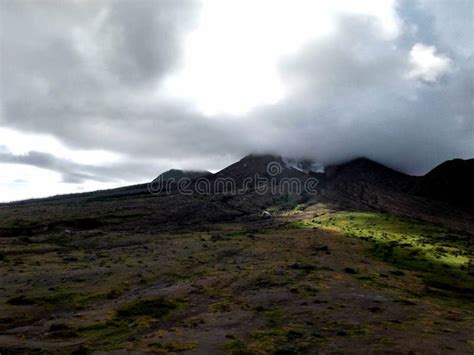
414,158,474,207
0,155,473,353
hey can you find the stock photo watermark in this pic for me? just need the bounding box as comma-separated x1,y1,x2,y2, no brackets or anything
147,161,319,196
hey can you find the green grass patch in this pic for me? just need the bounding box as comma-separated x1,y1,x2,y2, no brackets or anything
24,286,110,309
116,297,183,320
225,326,310,355
150,340,197,352
78,297,185,350
78,319,133,349
209,299,233,313
291,211,474,299
263,308,286,326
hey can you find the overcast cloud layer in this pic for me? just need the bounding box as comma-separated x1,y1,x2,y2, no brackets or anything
0,0,473,201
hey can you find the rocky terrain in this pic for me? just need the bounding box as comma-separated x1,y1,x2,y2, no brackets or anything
0,155,473,354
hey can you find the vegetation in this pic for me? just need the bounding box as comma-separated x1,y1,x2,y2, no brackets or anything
290,211,474,300
1,201,473,352
116,297,182,320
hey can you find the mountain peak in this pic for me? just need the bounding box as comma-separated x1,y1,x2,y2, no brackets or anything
216,154,282,177
326,157,410,175
240,153,284,163
325,157,414,192
415,158,474,207
155,169,210,181
214,153,314,184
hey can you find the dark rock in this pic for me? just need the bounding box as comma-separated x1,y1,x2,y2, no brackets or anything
343,267,358,274
49,323,71,332
389,270,406,276
289,263,317,271
314,245,330,252
393,299,416,306
72,345,89,355
210,233,222,242
7,295,36,305
286,330,304,340
274,348,298,355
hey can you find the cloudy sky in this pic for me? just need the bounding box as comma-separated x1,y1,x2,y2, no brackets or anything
0,0,473,202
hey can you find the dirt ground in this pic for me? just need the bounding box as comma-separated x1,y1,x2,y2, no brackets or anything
0,206,473,354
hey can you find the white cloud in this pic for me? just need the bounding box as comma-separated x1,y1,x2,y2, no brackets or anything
0,163,120,202
408,43,451,83
0,127,122,166
164,0,400,116
1,0,473,201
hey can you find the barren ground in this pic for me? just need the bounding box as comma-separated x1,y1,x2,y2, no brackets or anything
0,199,473,354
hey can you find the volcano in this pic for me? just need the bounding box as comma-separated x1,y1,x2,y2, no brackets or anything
0,154,473,353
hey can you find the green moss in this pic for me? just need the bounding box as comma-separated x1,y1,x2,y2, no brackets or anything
30,287,109,309
263,308,286,326
116,297,183,320
249,329,289,351
228,326,308,355
77,297,185,350
292,211,474,300
209,300,232,313
287,220,308,229
78,319,132,348
225,338,248,354
105,282,130,300
153,340,197,352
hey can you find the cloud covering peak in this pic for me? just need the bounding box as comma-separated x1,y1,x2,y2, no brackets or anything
0,0,473,201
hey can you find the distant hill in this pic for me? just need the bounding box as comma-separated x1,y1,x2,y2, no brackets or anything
414,158,474,208
154,169,211,181
325,157,415,192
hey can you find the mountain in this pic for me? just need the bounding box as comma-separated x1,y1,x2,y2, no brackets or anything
312,157,472,229
154,169,211,181
320,158,414,209
415,158,474,208
214,154,308,181
3,154,473,217
1,154,473,353
325,157,415,192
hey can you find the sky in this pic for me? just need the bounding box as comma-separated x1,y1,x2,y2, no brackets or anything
0,0,473,202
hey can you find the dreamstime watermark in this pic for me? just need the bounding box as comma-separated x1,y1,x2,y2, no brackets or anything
147,161,319,196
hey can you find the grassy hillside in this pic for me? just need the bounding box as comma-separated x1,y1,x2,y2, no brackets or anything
289,211,474,306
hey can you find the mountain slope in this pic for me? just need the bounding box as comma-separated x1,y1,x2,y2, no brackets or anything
154,169,211,181
0,157,473,353
214,154,310,182
325,157,415,192
317,157,473,228
2,155,472,221
414,158,474,208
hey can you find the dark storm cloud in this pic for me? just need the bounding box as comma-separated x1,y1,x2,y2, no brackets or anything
0,0,472,189
1,0,200,132
103,0,198,87
247,12,474,174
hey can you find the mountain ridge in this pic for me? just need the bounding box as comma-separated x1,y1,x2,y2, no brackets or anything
2,154,473,210
154,169,211,182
